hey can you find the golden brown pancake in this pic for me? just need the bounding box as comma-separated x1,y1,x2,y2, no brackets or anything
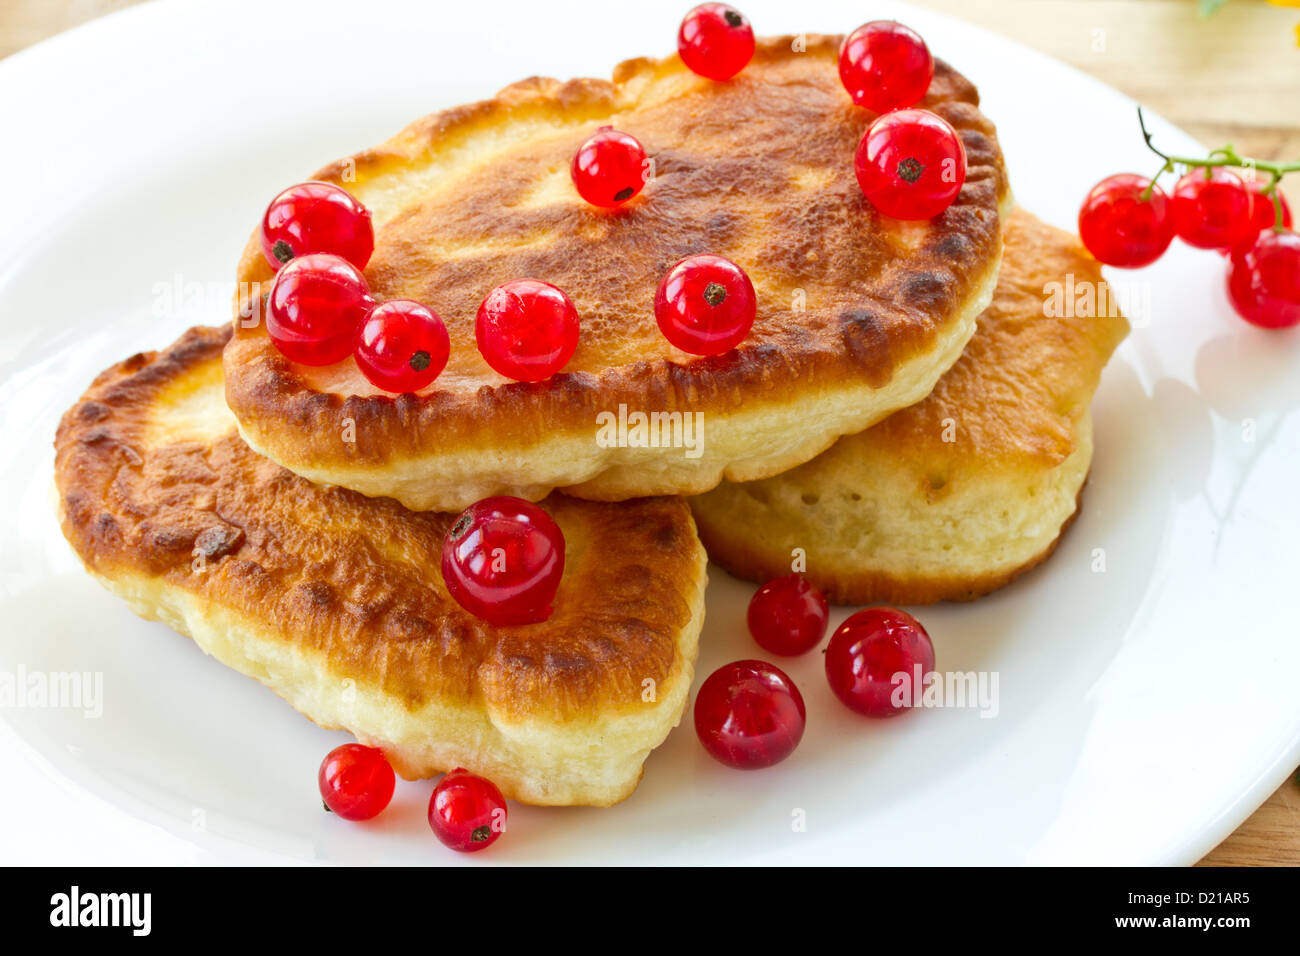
690,210,1129,604
224,34,1009,512
55,327,707,806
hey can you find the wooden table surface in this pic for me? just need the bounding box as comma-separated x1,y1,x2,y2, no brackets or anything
3,0,1297,866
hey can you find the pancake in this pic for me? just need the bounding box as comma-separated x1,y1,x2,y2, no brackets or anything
55,326,707,807
223,34,1010,513
690,209,1129,604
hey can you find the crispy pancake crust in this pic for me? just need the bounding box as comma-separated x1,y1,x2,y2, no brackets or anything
56,327,707,806
691,210,1129,604
224,34,1009,512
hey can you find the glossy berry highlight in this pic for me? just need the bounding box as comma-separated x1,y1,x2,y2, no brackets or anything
654,253,756,355
318,743,395,821
838,20,934,113
855,108,966,220
354,299,450,393
747,574,829,657
825,607,935,718
261,181,374,272
1077,173,1175,268
677,3,754,81
428,768,507,852
694,660,806,769
441,496,565,626
476,278,580,382
266,253,374,366
572,127,648,207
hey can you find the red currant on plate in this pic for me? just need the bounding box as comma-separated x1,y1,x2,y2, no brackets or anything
678,3,754,81
318,743,395,821
441,496,565,626
428,768,507,852
475,278,580,381
747,574,829,657
825,607,934,718
694,660,806,769
261,181,374,272
1226,179,1294,256
1227,230,1300,329
1171,167,1257,250
838,20,934,113
1078,173,1176,268
854,108,966,221
572,126,648,207
654,253,756,355
354,299,450,393
266,253,374,366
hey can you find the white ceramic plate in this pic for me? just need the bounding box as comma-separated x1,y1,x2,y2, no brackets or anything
2,0,1297,866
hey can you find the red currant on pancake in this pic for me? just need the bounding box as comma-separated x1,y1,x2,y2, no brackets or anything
441,496,565,626
825,607,934,718
654,253,756,355
838,20,934,113
260,181,374,272
318,743,395,821
677,3,754,81
572,126,648,207
854,108,966,221
1171,167,1257,250
428,768,507,852
1078,173,1175,267
475,278,580,382
266,253,374,366
694,660,806,770
1227,230,1300,329
747,574,829,657
354,299,450,393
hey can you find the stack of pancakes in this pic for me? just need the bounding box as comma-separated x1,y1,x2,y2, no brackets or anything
55,35,1128,807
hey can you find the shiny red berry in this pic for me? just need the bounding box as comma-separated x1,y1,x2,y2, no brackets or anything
855,108,966,221
266,253,374,366
261,181,374,272
654,253,756,355
354,299,450,393
1078,173,1175,268
1227,230,1300,329
1225,179,1294,256
318,743,395,821
1171,167,1257,250
441,496,565,626
838,20,934,113
747,574,829,657
475,278,580,382
694,660,805,769
428,769,507,852
825,607,934,718
572,127,648,207
678,3,754,81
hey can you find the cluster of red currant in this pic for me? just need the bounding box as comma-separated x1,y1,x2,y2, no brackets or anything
695,574,936,769
1078,110,1300,329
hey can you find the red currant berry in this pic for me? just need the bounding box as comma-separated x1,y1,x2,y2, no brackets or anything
678,3,754,81
825,607,935,718
428,768,507,852
1227,230,1300,329
1078,173,1175,268
261,181,374,272
266,253,374,366
441,496,565,626
694,660,806,769
1171,167,1257,250
854,108,966,221
1225,179,1294,256
318,743,395,821
572,127,648,207
838,20,934,113
747,574,829,657
354,299,450,393
475,278,580,381
654,253,756,355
